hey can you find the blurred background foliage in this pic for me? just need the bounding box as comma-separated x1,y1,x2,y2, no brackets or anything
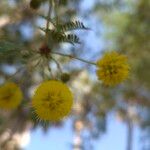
0,0,149,150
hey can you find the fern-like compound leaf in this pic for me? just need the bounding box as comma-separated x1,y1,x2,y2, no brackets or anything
57,21,89,32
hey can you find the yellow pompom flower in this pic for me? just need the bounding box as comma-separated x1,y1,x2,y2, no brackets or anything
32,80,73,121
0,82,23,109
96,51,130,86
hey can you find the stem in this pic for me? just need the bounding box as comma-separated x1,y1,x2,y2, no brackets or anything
126,118,133,150
51,56,63,73
47,60,54,79
54,0,59,25
45,0,52,41
6,67,24,81
51,51,96,66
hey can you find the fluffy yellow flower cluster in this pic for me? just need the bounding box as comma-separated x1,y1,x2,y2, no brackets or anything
0,82,23,109
96,51,130,86
32,80,73,121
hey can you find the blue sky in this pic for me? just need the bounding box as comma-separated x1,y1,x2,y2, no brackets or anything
26,116,140,150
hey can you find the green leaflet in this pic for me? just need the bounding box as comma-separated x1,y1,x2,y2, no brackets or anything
48,30,81,45
0,41,24,63
57,21,90,32
0,41,22,53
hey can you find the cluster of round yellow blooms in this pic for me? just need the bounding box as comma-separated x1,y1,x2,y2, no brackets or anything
0,82,23,109
32,80,73,121
96,51,130,86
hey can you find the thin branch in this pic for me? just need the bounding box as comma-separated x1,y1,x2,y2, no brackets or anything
50,56,63,73
45,0,53,41
53,0,59,25
6,67,24,81
51,51,96,66
47,60,54,79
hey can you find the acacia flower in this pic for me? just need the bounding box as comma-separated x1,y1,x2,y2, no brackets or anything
96,51,130,86
32,80,73,121
0,82,23,109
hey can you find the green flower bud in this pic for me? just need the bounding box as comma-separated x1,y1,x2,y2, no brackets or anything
30,0,41,9
61,73,70,83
